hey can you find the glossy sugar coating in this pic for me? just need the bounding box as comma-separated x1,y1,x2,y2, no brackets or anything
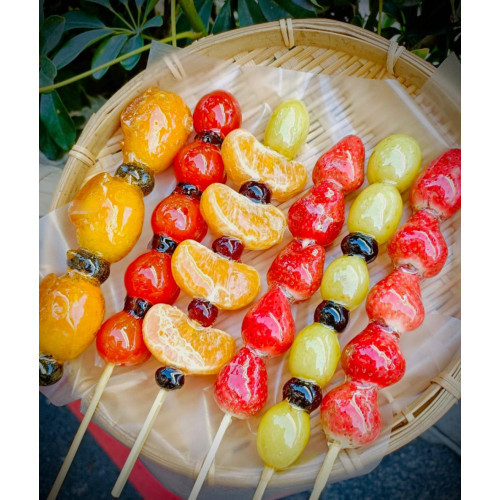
124,250,179,305
267,239,325,303
388,209,448,278
288,322,341,387
312,135,365,194
341,322,405,388
410,148,461,220
221,129,307,202
39,272,105,362
347,182,403,244
287,180,345,246
241,287,295,357
366,268,424,334
264,99,310,159
151,192,207,243
320,255,370,310
214,347,268,418
142,303,235,375
171,239,260,310
256,400,310,470
200,183,286,250
96,311,151,366
68,173,145,263
367,134,421,192
121,87,193,174
320,380,382,448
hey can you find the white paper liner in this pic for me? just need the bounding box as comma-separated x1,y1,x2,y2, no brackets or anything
39,47,460,498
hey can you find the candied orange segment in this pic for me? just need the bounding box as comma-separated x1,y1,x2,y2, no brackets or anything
221,129,307,202
171,240,260,310
121,87,193,174
200,183,286,250
143,304,236,375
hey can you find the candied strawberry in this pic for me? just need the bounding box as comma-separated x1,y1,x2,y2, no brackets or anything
388,210,448,278
241,287,295,357
366,268,424,334
287,180,345,246
312,135,365,194
267,239,325,302
410,149,461,220
341,323,405,388
320,380,381,448
214,347,268,418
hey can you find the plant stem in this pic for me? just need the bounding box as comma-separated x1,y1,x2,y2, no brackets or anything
171,0,177,47
178,0,207,36
124,2,138,30
39,31,202,94
378,0,383,36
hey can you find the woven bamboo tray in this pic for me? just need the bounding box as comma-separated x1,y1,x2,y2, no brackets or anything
50,18,461,486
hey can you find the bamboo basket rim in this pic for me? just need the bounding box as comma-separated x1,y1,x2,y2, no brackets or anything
52,17,460,482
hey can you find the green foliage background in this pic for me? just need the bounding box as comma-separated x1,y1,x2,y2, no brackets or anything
39,0,461,161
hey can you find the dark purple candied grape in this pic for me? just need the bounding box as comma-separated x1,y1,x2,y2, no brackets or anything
341,232,379,264
195,131,224,147
282,377,322,413
115,163,155,196
174,182,202,200
239,181,271,204
124,296,152,319
314,300,349,332
188,298,219,327
39,354,64,386
149,234,177,255
155,366,185,390
212,236,244,261
67,248,110,284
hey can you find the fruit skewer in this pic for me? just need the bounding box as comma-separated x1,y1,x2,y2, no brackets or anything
310,148,461,500
252,134,425,500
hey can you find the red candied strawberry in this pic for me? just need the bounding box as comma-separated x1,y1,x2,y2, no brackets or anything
214,347,267,418
312,135,365,194
366,268,424,334
410,149,461,220
320,380,382,448
388,210,448,278
267,239,325,302
241,287,295,357
341,323,406,388
173,139,226,192
287,180,345,246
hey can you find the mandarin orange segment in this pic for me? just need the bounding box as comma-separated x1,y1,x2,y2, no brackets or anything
121,87,193,174
143,304,236,375
221,129,307,202
171,240,260,310
200,183,287,250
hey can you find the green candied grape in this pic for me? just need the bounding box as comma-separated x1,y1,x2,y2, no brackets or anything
264,99,310,159
367,134,421,192
256,400,310,470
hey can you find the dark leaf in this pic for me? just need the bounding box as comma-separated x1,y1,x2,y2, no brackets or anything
63,11,106,30
119,34,144,70
272,0,317,18
39,57,57,88
144,0,160,19
198,0,214,30
40,16,66,56
381,26,401,39
40,92,76,151
91,34,129,79
259,0,290,21
212,1,234,34
39,0,44,30
40,119,64,161
52,29,114,69
141,15,163,30
135,0,146,8
238,0,266,27
86,0,113,10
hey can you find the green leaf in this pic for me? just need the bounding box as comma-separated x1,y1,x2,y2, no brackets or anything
238,0,266,27
272,0,317,18
39,57,57,87
141,15,163,30
176,0,211,33
412,47,430,59
143,0,160,19
258,0,290,22
52,29,114,69
39,0,44,30
91,34,129,79
40,16,66,56
40,119,64,161
212,0,234,34
198,0,213,30
135,0,146,8
119,34,144,70
40,92,76,151
86,0,113,10
63,11,106,30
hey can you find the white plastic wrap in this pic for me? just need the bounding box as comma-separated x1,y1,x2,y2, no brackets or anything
39,47,460,499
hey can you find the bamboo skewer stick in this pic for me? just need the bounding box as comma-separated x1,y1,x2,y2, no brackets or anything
111,388,168,498
253,466,275,500
309,441,342,500
188,413,233,500
48,362,115,500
